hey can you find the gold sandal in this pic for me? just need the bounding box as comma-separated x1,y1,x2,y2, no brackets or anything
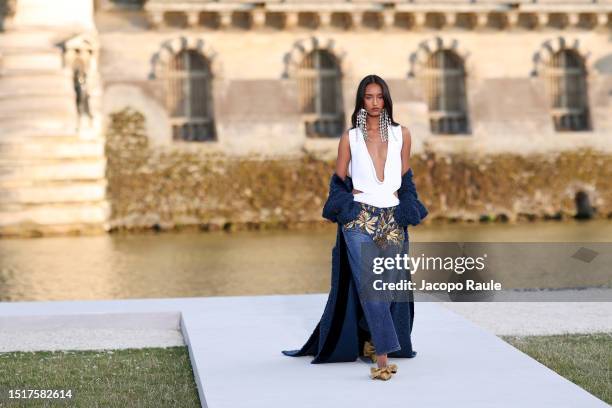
370,365,394,381
363,340,377,363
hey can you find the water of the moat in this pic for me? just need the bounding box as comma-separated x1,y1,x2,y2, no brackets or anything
1,220,611,301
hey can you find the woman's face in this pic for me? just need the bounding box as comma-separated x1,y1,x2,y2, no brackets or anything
363,83,384,116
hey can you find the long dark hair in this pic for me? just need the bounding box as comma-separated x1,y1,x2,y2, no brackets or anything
350,74,399,129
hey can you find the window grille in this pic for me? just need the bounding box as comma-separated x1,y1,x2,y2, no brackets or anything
547,49,590,132
422,49,469,135
297,49,345,138
165,49,216,141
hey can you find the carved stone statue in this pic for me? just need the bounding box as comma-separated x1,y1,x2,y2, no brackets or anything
73,61,93,120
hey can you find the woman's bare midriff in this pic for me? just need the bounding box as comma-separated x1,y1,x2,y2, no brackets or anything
352,188,399,198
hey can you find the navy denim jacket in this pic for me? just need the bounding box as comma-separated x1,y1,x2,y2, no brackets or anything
322,167,429,226
281,169,427,364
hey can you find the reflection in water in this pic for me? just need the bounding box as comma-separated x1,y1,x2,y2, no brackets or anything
0,220,611,302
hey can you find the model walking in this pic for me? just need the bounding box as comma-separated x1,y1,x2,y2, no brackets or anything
282,74,428,381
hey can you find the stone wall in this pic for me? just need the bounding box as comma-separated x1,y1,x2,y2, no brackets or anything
106,108,612,232
97,25,612,158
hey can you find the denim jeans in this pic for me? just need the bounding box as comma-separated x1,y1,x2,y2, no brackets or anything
341,203,404,356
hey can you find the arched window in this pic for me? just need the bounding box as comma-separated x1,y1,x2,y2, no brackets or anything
546,49,590,131
165,49,216,141
297,49,345,138
422,49,469,135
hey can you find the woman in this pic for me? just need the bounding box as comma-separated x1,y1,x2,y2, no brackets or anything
282,74,428,381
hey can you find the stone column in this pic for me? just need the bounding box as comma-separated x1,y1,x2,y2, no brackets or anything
319,11,332,29
507,12,519,28
444,12,456,28
150,11,164,28
187,11,200,28
413,12,426,29
536,13,548,28
351,11,363,29
285,12,298,29
252,9,266,29
596,12,608,28
219,11,232,29
382,10,395,29
476,12,488,29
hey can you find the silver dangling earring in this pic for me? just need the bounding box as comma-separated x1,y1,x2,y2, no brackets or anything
357,107,368,142
379,108,390,143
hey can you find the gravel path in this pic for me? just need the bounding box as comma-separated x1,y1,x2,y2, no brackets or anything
0,329,184,353
437,288,612,336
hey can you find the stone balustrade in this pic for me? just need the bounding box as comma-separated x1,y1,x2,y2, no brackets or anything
143,0,611,30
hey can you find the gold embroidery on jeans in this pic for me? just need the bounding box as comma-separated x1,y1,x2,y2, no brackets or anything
344,203,404,249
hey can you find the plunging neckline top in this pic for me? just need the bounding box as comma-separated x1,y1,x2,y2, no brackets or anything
363,136,389,184
347,125,402,208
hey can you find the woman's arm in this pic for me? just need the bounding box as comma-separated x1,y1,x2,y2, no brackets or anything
392,125,413,198
394,126,428,226
335,129,350,180
400,125,412,177
322,135,361,224
335,130,363,194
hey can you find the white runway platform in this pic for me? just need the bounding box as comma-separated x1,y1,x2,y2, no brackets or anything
0,294,609,408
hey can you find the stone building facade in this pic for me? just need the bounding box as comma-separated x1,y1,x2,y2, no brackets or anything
1,0,611,235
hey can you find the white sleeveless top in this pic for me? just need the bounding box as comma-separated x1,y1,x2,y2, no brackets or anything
347,124,403,208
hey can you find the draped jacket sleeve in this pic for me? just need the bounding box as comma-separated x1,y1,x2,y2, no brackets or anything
321,168,428,227
393,168,429,227
321,173,362,225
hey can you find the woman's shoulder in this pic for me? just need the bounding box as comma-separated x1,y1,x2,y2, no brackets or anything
391,122,405,132
396,124,411,139
340,128,352,141
343,127,358,142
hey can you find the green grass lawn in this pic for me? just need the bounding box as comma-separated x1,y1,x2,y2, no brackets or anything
501,332,612,405
0,333,609,406
0,346,200,407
